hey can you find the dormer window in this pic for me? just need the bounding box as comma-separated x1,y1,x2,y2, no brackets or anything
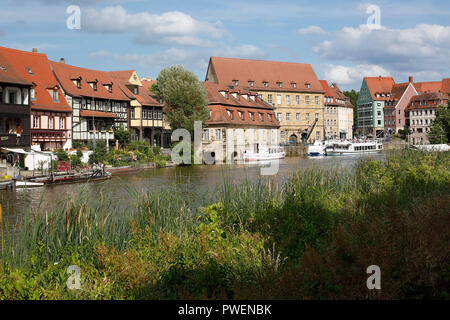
233,80,239,86
305,83,311,89
248,81,254,87
52,90,59,102
249,112,255,121
292,83,297,88
72,78,81,88
242,94,248,101
227,110,233,120
263,81,269,87
268,114,272,121
104,84,113,93
250,95,255,101
27,68,33,75
133,86,138,95
238,111,244,120
258,113,264,121
220,90,227,98
277,82,283,88
89,81,98,91
231,93,238,99
30,88,36,101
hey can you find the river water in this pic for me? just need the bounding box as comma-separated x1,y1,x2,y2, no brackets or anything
0,154,386,231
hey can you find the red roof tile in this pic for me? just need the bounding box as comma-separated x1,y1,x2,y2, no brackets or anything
80,110,117,118
364,77,395,101
207,57,324,93
0,46,71,112
50,61,130,101
203,82,279,128
0,51,31,86
319,80,346,105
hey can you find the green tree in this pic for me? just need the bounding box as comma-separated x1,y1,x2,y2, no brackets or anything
150,65,209,132
55,149,69,161
428,103,450,144
88,141,107,164
344,90,359,125
114,127,130,147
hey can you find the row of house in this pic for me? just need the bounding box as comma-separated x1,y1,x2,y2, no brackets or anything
356,76,450,143
1,46,354,167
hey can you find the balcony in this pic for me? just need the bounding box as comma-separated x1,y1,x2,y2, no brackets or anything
0,103,31,116
0,134,31,148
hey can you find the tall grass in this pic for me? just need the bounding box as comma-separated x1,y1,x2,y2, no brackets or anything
0,150,449,299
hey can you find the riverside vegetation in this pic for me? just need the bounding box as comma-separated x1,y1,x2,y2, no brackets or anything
0,150,449,299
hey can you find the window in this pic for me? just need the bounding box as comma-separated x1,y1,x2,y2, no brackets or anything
296,95,300,105
305,96,310,105
263,81,269,87
30,88,35,100
49,117,54,129
277,113,282,122
315,113,319,121
399,119,402,124
9,92,16,104
296,113,300,121
276,95,282,105
259,113,264,121
233,80,239,86
249,81,254,87
249,112,255,121
315,96,319,105
33,116,40,128
306,83,311,89
268,94,273,105
292,83,297,88
306,113,310,122
203,129,209,141
215,129,221,140
268,114,272,121
227,110,233,120
238,111,244,120
286,113,291,121
286,95,291,105
27,68,33,75
52,90,59,102
277,82,283,88
60,117,65,129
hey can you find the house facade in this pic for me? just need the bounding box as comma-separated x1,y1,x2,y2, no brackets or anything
320,80,353,139
51,60,130,146
202,82,280,162
0,47,72,151
407,92,448,144
0,51,32,150
205,57,325,144
108,71,170,147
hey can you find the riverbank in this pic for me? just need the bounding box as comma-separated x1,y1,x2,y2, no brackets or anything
0,150,449,299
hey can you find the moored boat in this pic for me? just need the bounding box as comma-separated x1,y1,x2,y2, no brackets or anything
306,141,326,157
242,146,286,162
326,140,383,156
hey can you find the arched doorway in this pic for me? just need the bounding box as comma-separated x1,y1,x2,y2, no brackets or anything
289,134,298,145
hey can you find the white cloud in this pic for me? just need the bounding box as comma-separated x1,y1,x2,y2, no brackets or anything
323,64,391,86
297,26,328,35
82,5,226,47
314,24,450,74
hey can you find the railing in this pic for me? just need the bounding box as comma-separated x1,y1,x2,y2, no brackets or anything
0,134,31,147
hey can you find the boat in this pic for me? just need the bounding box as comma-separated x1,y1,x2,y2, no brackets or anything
326,140,383,156
0,180,14,190
14,180,45,188
306,141,326,157
27,167,111,185
242,146,286,162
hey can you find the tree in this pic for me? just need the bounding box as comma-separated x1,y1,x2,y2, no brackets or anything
88,140,107,164
428,103,450,144
114,126,130,147
344,90,359,125
150,65,209,132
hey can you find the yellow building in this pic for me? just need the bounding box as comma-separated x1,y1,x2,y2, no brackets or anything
109,71,171,147
205,57,325,144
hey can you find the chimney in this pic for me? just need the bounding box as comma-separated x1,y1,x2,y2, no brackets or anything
60,58,66,64
409,76,413,83
32,48,38,53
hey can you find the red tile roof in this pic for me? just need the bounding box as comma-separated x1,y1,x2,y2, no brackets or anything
207,57,324,93
0,51,31,86
0,46,71,112
319,80,346,105
50,61,130,101
204,82,279,128
364,77,395,101
406,92,448,110
80,110,117,118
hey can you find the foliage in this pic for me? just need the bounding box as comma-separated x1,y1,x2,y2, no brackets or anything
344,90,359,124
429,104,450,144
152,65,209,132
69,150,84,168
398,128,412,140
1,150,449,299
88,141,107,165
114,127,130,147
55,149,69,162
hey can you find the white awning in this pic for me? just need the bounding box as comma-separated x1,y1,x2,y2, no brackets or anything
0,148,30,155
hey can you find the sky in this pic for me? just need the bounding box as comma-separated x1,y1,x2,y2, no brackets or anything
1,0,449,91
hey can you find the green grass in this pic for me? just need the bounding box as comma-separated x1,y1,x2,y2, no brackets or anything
0,150,449,299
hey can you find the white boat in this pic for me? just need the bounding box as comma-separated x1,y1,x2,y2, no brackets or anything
306,141,326,157
14,180,45,188
242,146,286,162
326,140,383,156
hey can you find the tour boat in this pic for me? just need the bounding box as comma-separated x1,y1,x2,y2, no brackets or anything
306,141,326,157
14,180,45,188
326,140,383,156
242,146,286,162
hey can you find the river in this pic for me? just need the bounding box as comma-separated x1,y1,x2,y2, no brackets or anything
0,154,386,231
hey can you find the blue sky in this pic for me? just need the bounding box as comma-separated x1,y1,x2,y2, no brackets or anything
1,0,450,90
